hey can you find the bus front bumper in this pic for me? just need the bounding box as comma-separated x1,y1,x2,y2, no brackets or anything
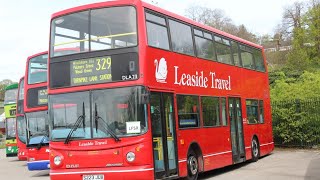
27,160,50,171
18,150,28,161
6,146,18,157
50,165,154,180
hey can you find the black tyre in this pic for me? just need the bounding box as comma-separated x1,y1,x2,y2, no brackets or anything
187,150,199,180
251,137,260,162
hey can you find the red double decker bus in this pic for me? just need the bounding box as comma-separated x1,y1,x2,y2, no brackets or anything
48,0,274,179
24,51,50,171
16,76,28,161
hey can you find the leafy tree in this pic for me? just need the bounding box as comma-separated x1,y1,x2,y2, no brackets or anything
286,46,311,71
266,51,288,71
265,0,320,74
0,79,14,101
305,0,320,58
281,1,306,38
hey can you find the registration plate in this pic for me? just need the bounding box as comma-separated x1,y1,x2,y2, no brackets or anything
83,174,104,180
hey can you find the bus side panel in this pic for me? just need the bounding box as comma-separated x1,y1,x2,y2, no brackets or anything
177,128,232,176
259,98,274,157
241,97,254,161
202,128,233,171
241,68,273,160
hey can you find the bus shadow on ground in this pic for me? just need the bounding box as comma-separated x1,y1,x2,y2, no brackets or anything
197,154,272,179
31,170,50,177
198,161,251,179
17,161,27,166
8,159,20,162
305,157,320,180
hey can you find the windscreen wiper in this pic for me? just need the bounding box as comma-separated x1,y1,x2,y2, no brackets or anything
37,132,49,150
64,102,86,144
94,103,121,142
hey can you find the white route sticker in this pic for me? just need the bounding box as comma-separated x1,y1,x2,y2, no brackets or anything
126,121,141,134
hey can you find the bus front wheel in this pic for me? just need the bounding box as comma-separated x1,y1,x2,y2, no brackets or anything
187,151,199,180
251,137,260,162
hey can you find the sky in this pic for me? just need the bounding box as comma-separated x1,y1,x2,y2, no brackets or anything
0,0,297,82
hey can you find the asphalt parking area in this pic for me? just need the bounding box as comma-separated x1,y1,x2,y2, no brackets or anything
199,148,320,180
0,149,319,180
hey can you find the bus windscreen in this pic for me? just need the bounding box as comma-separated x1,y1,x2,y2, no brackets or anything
6,118,16,138
28,54,48,84
50,6,137,57
4,89,18,105
26,111,49,146
17,116,27,144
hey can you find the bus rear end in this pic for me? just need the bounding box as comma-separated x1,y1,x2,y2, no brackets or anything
24,52,50,170
4,83,18,157
48,1,154,179
16,77,28,161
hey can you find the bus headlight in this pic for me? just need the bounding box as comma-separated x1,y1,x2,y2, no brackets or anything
54,156,62,166
126,152,135,162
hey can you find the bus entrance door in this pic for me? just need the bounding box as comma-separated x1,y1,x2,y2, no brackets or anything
150,92,178,179
229,97,245,163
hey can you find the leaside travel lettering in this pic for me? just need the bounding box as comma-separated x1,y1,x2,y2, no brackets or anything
174,66,231,90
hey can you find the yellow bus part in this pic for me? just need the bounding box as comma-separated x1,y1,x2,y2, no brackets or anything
54,32,137,47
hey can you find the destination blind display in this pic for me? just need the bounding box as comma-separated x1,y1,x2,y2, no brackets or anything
70,56,112,86
27,87,48,108
50,52,139,88
9,109,16,116
38,89,48,105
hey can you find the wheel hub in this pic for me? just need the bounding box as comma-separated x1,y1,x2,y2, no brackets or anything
188,156,198,175
252,140,258,157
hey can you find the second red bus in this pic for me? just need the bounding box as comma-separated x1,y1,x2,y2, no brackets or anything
24,52,50,171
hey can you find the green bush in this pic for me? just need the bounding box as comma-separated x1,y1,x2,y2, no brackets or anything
272,100,320,147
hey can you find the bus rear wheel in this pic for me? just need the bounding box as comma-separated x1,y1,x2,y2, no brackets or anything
251,137,260,162
187,151,199,180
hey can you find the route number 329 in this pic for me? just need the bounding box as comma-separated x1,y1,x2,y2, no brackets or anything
96,57,111,71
